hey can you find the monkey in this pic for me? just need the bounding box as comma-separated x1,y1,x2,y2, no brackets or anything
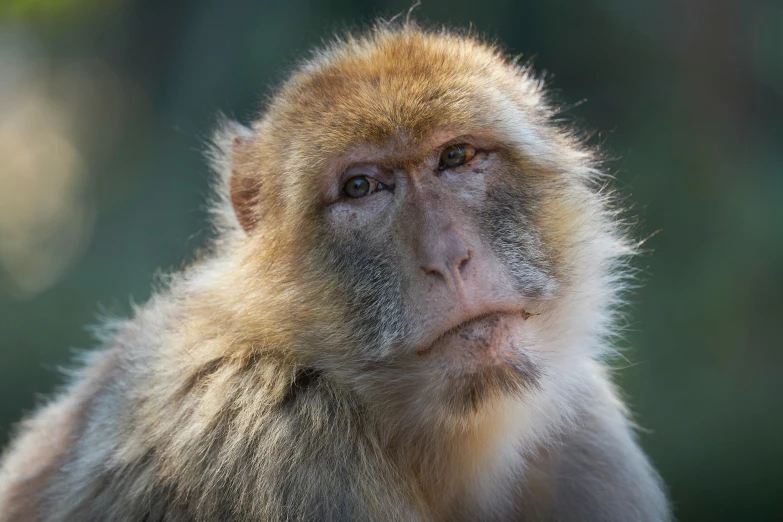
0,23,671,521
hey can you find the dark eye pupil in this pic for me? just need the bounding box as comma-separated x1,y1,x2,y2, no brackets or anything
344,176,371,198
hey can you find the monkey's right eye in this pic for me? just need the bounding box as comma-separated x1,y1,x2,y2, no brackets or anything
343,175,393,199
344,176,372,198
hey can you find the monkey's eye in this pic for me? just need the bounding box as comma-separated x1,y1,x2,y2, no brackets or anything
344,176,371,198
438,144,476,170
343,175,392,199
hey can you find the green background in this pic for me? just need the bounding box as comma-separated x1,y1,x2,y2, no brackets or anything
1,1,781,520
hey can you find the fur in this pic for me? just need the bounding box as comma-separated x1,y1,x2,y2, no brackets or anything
0,23,670,521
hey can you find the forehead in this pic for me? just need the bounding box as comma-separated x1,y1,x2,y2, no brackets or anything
267,30,520,155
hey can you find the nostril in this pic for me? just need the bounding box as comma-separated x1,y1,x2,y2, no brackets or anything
457,250,472,273
422,266,444,279
421,248,471,283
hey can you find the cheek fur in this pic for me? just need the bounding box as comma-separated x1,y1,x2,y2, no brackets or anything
318,227,409,354
478,182,558,299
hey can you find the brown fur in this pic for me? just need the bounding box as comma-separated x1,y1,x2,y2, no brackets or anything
0,23,670,521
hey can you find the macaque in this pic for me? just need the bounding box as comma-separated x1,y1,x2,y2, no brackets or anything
0,23,671,521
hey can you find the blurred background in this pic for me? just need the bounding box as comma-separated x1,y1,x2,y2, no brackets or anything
0,0,780,519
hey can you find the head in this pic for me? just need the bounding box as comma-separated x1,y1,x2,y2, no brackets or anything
214,25,630,434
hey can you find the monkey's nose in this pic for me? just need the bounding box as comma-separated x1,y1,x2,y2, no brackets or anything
421,239,472,290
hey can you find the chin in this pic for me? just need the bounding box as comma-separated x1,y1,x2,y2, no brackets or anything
419,312,544,415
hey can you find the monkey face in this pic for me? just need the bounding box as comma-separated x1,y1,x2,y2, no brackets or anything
229,29,624,419
312,130,558,413
320,135,547,337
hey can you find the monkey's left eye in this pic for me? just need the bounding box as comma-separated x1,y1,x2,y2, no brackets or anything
438,144,476,170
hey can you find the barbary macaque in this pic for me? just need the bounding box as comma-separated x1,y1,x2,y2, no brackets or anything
0,23,671,521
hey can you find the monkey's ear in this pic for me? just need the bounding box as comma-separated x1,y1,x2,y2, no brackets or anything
228,128,259,234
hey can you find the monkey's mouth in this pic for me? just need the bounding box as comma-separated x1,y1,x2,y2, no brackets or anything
416,310,542,409
416,310,535,358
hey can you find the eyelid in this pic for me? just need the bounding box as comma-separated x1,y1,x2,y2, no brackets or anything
341,164,387,182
